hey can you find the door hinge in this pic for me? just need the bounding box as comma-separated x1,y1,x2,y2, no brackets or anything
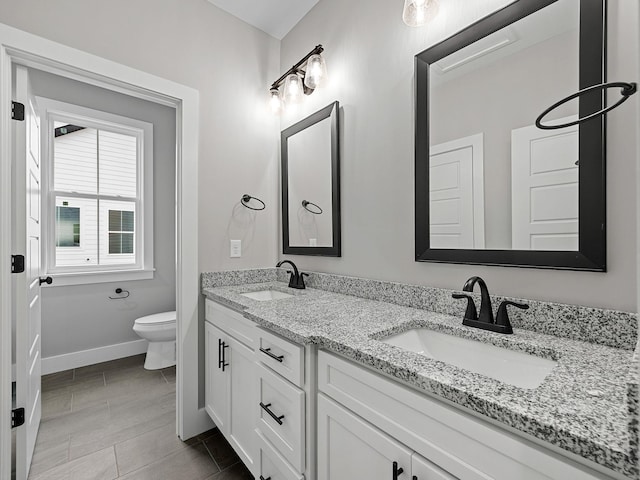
11,408,25,428
11,255,25,273
11,101,25,121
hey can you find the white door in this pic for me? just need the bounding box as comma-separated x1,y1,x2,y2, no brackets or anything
511,118,578,250
205,322,229,432
412,453,459,480
12,65,43,480
429,134,485,249
317,393,412,480
227,335,256,473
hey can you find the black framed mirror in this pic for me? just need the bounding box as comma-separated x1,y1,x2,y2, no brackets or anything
415,0,606,270
282,101,341,256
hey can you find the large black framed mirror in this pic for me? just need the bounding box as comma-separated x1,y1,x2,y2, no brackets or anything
415,0,606,270
282,101,341,256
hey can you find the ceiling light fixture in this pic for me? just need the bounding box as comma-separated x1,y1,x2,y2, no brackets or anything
269,45,327,115
402,0,439,27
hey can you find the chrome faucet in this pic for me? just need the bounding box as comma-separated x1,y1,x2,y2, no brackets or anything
276,260,308,289
452,276,528,334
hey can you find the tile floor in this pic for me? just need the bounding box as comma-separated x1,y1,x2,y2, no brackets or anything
20,354,252,480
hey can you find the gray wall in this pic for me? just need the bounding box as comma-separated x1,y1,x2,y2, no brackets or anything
29,69,176,358
279,0,639,312
0,0,281,277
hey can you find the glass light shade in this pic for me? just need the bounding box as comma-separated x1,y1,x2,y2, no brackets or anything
283,73,303,104
269,88,284,115
402,0,439,27
304,54,328,90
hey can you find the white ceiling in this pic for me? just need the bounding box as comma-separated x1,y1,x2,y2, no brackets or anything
206,0,320,40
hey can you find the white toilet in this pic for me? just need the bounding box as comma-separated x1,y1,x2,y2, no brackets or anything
133,311,176,370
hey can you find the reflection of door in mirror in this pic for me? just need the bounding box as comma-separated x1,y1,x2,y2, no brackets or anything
511,118,578,250
287,116,333,247
428,0,579,251
429,134,485,249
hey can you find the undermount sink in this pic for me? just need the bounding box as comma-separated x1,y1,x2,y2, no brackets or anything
381,328,556,389
240,289,294,301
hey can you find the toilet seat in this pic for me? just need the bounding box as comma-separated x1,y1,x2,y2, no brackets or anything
134,311,176,327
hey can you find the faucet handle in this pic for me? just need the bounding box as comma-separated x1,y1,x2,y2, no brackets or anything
496,300,529,329
452,293,478,321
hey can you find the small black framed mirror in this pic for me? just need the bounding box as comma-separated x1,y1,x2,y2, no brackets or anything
281,101,341,256
415,0,606,270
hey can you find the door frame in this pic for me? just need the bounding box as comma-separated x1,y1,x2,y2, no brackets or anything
0,22,209,479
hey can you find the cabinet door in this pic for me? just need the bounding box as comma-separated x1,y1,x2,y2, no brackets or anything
318,393,412,480
227,335,256,473
205,322,229,433
412,453,458,480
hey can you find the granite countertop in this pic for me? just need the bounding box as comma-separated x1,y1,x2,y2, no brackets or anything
202,281,638,478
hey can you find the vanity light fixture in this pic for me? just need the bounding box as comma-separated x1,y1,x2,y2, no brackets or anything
269,45,327,115
402,0,439,27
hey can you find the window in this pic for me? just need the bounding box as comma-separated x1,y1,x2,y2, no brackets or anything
108,210,135,254
55,205,80,247
39,98,154,285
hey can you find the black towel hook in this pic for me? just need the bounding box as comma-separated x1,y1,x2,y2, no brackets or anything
241,194,266,211
536,81,637,130
301,200,323,215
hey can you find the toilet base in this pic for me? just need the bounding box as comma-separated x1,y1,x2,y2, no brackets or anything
144,340,176,370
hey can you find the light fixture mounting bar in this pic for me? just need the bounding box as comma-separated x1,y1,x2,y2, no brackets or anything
270,45,324,90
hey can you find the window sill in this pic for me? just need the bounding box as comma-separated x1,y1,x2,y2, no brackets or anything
45,269,155,287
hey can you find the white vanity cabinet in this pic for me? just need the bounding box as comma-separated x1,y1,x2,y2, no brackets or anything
318,393,455,480
318,393,413,480
204,300,257,475
255,326,312,480
317,351,616,480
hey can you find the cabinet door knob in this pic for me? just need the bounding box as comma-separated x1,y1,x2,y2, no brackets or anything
39,276,53,285
392,461,404,479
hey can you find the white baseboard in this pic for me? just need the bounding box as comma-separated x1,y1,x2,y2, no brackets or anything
41,339,149,375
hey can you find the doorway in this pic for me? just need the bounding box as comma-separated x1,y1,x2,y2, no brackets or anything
0,24,209,480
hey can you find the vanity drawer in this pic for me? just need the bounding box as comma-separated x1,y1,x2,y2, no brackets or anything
256,430,304,480
257,327,304,387
205,299,256,350
256,362,305,472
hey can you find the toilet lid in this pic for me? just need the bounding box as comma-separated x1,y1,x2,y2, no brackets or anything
135,311,176,326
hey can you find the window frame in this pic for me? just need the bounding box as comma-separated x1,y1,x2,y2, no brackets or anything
37,97,154,286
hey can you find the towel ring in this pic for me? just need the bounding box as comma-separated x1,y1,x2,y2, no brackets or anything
302,200,323,215
535,81,637,130
241,194,266,211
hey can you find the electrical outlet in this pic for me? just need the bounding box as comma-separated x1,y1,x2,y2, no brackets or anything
230,240,241,258
309,238,317,247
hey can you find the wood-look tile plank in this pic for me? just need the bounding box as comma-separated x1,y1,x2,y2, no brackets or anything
28,446,118,480
118,443,219,480
203,431,239,470
114,422,187,475
205,462,254,480
28,434,70,478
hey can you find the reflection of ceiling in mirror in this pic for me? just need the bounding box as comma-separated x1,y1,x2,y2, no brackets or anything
431,0,578,86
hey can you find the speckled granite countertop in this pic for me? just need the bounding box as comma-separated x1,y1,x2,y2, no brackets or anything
202,281,638,478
